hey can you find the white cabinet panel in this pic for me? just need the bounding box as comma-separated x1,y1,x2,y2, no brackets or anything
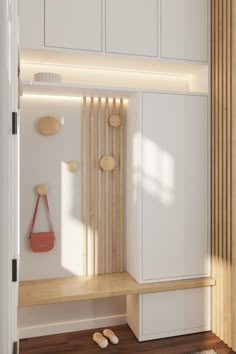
142,288,210,338
105,0,158,57
160,0,208,62
45,0,102,51
142,92,209,281
127,288,211,341
19,0,44,49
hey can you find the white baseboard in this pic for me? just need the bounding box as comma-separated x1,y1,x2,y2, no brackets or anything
19,314,127,339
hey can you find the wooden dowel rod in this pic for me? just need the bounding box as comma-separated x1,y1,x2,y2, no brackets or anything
97,98,102,274
119,99,124,272
90,97,95,275
105,98,110,273
82,96,87,276
112,98,117,273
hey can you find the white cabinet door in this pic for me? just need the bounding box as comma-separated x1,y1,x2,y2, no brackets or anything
142,92,209,282
45,0,102,52
19,0,44,49
142,288,210,339
160,0,208,62
105,0,158,57
127,287,210,341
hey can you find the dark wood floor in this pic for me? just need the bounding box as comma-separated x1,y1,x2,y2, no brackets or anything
20,325,235,354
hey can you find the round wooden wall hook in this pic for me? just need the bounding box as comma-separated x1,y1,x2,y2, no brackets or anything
38,115,60,136
36,184,49,196
109,114,122,128
100,155,116,171
67,160,79,172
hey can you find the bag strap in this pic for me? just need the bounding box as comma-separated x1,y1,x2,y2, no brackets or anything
44,195,54,232
29,195,54,236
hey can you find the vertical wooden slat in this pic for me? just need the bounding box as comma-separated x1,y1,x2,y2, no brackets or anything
212,0,234,348
90,97,95,275
112,98,117,273
97,97,102,274
227,0,232,347
119,99,124,272
211,0,216,334
231,0,236,349
222,0,228,342
105,98,110,273
214,0,220,337
82,96,87,276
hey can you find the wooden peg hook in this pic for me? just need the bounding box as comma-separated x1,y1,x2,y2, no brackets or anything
36,184,49,196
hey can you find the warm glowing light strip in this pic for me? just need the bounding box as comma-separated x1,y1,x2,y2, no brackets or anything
22,93,128,103
21,60,191,79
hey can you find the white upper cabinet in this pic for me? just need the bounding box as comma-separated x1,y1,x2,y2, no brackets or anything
19,0,209,62
105,0,158,57
20,0,44,49
45,0,102,52
160,0,208,62
142,92,209,282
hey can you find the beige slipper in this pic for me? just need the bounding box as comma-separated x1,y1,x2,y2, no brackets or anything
92,332,108,349
102,329,119,344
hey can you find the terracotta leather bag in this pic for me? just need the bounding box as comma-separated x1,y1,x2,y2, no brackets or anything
29,195,55,252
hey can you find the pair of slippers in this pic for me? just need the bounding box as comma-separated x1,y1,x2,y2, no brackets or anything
93,329,119,349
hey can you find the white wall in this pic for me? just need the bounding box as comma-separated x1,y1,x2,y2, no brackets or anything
20,95,84,280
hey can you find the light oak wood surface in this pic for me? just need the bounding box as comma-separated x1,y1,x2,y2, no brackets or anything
38,115,60,136
112,98,117,272
90,97,95,275
212,0,233,348
109,114,122,128
97,98,102,274
119,99,124,272
104,98,110,273
232,0,236,350
99,155,116,171
82,97,87,275
18,274,215,308
36,184,48,196
67,160,78,173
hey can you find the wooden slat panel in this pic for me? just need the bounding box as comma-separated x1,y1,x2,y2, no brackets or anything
112,98,117,273
97,97,102,274
105,98,110,273
212,0,234,348
218,0,223,339
82,97,87,276
214,0,220,337
232,0,236,350
18,275,216,308
90,97,95,275
119,99,124,272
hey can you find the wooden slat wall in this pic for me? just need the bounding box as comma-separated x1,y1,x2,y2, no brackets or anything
232,1,236,351
82,97,125,275
211,0,233,348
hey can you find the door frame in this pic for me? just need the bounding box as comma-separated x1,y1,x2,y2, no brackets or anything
0,0,19,353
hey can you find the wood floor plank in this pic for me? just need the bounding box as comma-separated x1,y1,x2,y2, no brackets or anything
20,325,234,354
